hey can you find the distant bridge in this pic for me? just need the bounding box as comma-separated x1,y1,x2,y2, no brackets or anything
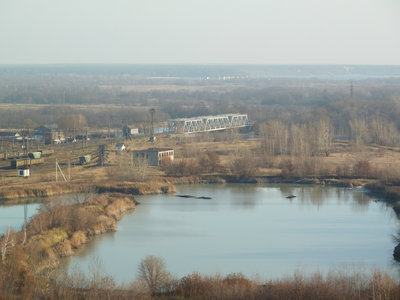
168,114,249,134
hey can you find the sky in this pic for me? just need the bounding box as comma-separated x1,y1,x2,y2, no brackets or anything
0,0,399,65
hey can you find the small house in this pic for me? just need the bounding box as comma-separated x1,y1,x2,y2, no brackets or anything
133,148,174,166
28,152,42,159
17,168,30,177
122,125,139,138
116,143,126,152
79,155,91,165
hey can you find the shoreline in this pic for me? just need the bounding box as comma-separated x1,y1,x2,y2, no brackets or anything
0,180,176,204
2,175,399,207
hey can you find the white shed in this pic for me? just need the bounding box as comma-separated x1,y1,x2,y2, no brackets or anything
18,168,30,177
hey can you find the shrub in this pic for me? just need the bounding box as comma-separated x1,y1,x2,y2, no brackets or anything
353,160,373,178
70,231,87,248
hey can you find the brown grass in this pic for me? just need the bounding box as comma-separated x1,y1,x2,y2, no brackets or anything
70,231,87,248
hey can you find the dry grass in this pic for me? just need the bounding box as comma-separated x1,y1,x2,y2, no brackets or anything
70,231,87,248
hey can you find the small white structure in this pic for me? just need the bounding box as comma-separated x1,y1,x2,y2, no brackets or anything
18,168,30,177
116,143,126,152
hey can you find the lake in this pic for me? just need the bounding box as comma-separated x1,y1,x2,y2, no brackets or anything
0,202,40,234
0,193,90,234
67,184,399,283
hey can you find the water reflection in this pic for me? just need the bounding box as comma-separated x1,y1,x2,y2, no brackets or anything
276,185,376,210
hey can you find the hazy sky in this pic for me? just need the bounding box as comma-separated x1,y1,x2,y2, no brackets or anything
1,0,399,64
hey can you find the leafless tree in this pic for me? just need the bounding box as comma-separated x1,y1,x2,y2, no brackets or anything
370,116,399,146
137,255,171,295
199,152,221,173
349,118,370,146
308,119,334,156
0,228,16,261
132,156,149,181
230,151,258,180
259,121,289,155
289,124,310,156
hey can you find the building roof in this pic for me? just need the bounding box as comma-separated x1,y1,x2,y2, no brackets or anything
0,131,15,136
134,148,173,153
34,126,52,133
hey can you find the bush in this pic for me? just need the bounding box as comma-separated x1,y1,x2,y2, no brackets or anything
230,153,258,180
199,152,221,173
163,159,201,177
70,231,87,248
353,160,373,178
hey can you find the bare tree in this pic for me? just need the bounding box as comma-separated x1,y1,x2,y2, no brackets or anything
289,124,310,156
230,151,258,180
349,118,370,146
259,121,289,155
132,156,149,181
199,152,221,173
369,116,399,146
0,228,15,261
309,119,334,156
137,255,171,295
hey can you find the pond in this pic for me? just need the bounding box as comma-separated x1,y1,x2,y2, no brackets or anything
67,184,399,283
0,202,40,234
0,193,90,234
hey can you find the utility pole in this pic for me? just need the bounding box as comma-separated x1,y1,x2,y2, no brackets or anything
149,108,156,142
55,158,68,182
98,144,105,166
108,119,111,139
68,159,71,181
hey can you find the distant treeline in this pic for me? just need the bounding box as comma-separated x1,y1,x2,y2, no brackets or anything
1,64,400,78
1,72,400,146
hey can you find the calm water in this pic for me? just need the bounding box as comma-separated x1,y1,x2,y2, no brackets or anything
0,203,40,233
68,184,399,283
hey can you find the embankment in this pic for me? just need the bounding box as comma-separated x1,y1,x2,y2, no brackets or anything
0,174,391,205
0,180,175,203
